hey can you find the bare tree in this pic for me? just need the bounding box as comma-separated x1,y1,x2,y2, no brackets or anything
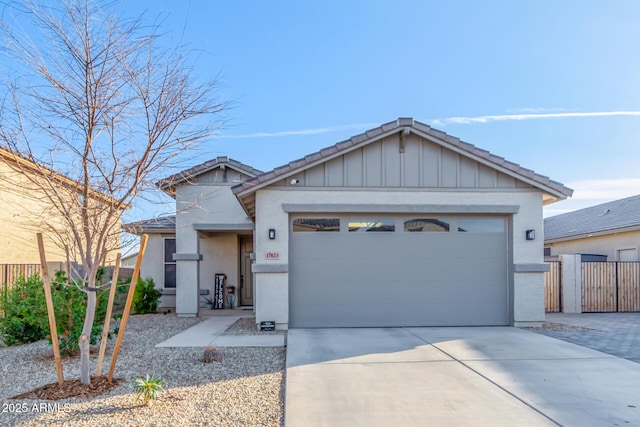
0,0,225,385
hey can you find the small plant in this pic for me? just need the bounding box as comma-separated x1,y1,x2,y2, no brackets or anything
133,374,166,404
202,295,216,309
132,277,162,314
202,345,222,363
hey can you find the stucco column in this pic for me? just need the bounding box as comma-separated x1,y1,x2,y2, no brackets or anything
560,254,582,313
175,228,201,317
253,190,289,329
512,271,546,327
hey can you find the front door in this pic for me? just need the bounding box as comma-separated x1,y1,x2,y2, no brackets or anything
239,237,254,306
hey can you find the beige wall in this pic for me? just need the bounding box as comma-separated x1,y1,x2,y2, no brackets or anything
546,230,640,261
0,161,70,263
0,160,121,267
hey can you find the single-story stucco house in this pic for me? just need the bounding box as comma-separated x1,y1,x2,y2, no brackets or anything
125,118,573,329
545,194,640,261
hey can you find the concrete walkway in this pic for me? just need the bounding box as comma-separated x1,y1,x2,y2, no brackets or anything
537,312,640,363
286,327,640,427
156,316,285,347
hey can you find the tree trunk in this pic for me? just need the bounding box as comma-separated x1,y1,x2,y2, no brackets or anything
79,334,90,385
80,290,97,385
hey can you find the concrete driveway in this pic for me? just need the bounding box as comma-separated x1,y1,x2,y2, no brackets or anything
285,327,640,426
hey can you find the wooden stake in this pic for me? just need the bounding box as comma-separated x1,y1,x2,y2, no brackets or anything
107,234,148,382
37,233,64,385
64,245,71,282
96,253,121,377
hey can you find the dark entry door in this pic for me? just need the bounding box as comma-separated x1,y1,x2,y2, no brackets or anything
239,237,254,306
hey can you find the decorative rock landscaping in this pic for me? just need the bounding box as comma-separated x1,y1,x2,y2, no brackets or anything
0,314,285,426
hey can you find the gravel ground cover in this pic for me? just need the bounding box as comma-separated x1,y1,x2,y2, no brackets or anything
222,318,287,336
0,314,285,427
525,322,594,332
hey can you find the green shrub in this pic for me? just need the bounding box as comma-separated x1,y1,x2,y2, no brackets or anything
0,274,47,345
132,277,161,314
47,270,113,356
0,271,125,355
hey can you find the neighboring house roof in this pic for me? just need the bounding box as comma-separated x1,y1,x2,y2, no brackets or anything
157,156,263,197
544,194,640,242
123,215,176,234
232,118,573,218
0,146,124,207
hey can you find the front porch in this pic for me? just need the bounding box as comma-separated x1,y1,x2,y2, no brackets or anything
175,227,255,317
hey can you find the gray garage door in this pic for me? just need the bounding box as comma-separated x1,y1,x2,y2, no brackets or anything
289,215,509,327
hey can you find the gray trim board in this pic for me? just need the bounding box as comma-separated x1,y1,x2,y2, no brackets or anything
193,223,255,231
513,263,550,273
282,203,520,214
173,253,203,261
252,264,289,273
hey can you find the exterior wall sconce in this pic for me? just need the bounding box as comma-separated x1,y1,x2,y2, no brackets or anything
268,229,276,240
525,229,535,241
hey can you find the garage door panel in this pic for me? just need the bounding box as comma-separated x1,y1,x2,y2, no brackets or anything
290,215,509,327
294,301,508,328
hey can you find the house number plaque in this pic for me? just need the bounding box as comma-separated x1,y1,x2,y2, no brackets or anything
265,252,280,260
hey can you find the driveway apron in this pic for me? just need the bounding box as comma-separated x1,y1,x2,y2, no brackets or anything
285,327,640,427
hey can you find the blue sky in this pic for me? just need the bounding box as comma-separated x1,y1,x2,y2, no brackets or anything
64,1,640,219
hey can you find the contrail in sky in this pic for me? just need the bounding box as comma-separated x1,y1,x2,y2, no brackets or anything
219,111,640,139
221,123,378,139
431,111,640,126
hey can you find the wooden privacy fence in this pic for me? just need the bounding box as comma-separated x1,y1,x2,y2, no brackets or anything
544,261,562,312
582,262,640,312
0,264,40,287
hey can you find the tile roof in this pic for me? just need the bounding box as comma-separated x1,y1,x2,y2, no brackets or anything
122,215,176,234
544,194,640,241
231,118,573,200
157,157,262,193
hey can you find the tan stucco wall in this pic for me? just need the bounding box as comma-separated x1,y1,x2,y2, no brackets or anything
1,160,72,263
546,230,640,261
0,160,121,266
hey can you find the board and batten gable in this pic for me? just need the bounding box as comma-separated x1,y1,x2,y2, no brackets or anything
271,133,534,191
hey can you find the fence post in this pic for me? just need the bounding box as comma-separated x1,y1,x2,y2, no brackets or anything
560,254,582,313
615,262,620,313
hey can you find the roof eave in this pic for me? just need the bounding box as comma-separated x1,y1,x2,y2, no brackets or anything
157,158,262,196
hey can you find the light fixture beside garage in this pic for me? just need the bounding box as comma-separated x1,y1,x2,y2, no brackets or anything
525,229,535,241
268,228,276,240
